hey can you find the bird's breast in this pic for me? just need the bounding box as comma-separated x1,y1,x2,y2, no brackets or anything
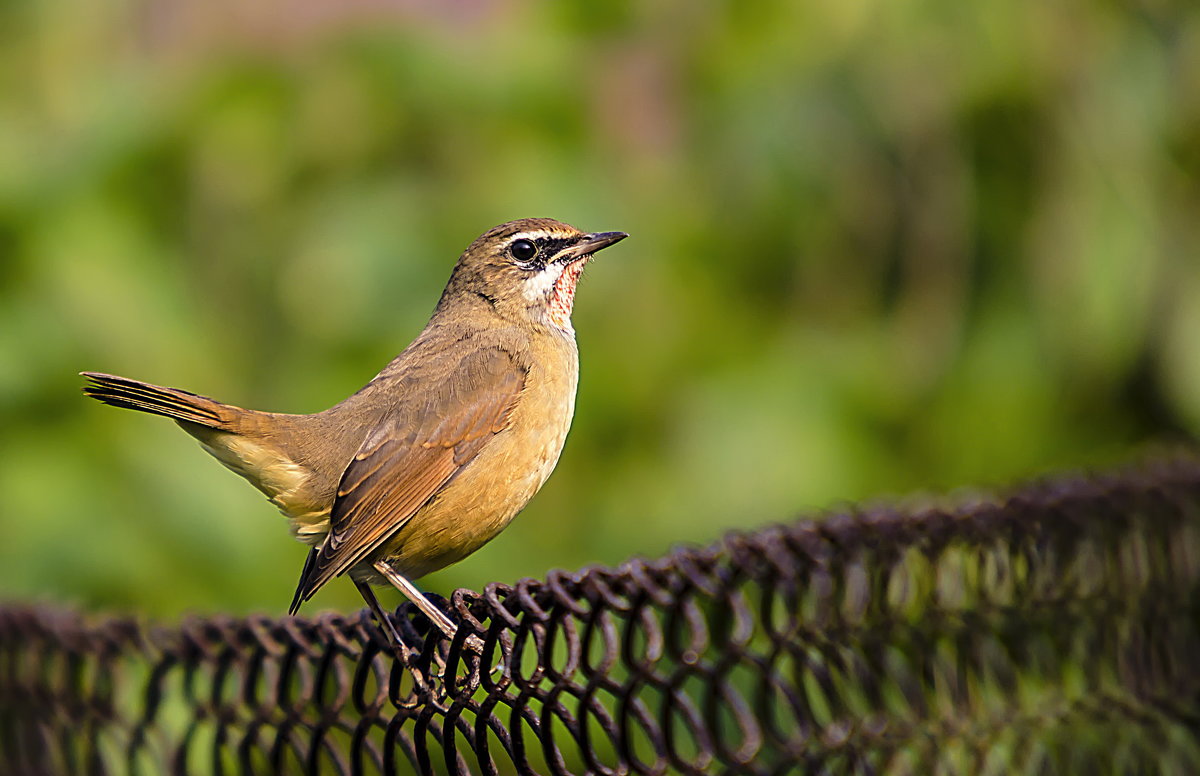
374,338,580,578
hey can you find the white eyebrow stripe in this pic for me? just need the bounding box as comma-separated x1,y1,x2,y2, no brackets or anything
509,230,576,243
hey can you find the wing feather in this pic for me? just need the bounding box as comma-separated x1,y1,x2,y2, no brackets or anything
289,347,526,610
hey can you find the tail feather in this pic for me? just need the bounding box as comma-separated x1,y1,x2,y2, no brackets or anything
81,372,236,429
289,547,320,615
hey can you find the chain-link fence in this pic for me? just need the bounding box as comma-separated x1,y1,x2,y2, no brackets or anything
3,456,1199,775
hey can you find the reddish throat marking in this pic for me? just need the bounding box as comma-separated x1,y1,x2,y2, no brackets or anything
548,259,587,329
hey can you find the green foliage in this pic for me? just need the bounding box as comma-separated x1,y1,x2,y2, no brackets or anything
0,0,1197,616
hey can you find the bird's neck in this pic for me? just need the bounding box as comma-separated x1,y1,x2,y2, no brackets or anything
434,286,579,340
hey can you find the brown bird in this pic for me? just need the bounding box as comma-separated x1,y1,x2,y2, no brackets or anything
81,218,626,649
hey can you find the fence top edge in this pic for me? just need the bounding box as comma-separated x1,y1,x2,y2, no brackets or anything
3,450,1198,643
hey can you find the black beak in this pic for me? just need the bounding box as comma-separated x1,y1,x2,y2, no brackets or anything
554,231,629,263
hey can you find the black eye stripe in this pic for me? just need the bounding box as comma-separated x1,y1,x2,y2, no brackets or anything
510,235,582,269
537,237,573,258
515,237,567,250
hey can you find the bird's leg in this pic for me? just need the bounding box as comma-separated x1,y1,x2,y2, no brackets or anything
371,561,457,636
353,578,411,656
354,578,446,701
373,560,485,655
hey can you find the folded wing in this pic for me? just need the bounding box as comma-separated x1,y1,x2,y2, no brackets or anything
289,346,526,611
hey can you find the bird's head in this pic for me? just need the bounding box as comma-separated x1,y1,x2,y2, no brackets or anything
438,218,627,333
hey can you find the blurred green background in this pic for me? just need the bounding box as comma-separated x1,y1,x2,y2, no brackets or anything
1,0,1197,618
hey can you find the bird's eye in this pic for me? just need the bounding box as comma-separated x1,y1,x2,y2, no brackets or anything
510,239,537,262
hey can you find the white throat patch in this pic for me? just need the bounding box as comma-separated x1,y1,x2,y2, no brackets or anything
522,261,566,303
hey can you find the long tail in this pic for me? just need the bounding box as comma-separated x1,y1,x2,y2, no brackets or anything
80,372,242,430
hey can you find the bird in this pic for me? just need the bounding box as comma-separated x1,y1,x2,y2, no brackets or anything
81,218,627,651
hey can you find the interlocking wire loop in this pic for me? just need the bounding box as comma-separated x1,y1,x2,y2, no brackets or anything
3,456,1200,774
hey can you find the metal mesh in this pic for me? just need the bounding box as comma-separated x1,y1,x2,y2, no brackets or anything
3,456,1200,775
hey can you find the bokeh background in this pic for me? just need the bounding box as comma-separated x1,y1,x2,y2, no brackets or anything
1,0,1197,618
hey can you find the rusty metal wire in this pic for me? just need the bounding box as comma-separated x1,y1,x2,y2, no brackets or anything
3,456,1200,775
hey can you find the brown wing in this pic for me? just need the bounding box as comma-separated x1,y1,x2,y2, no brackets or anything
289,347,526,610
